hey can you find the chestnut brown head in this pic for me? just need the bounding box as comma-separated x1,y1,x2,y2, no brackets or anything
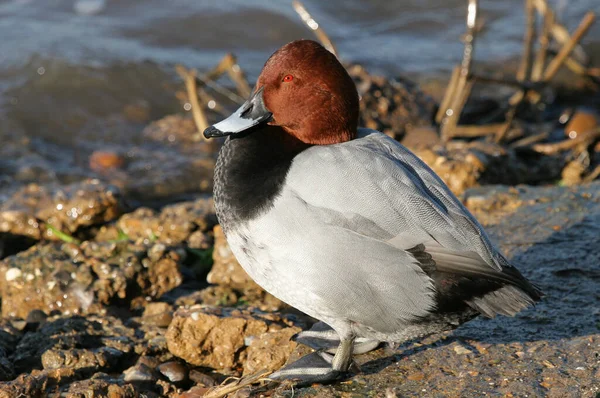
205,40,359,145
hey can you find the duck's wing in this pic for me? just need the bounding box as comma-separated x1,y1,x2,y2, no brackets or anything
286,129,541,317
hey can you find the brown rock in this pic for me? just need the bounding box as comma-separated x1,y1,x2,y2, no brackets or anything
11,315,134,375
188,369,217,386
41,347,125,371
166,306,299,370
0,240,183,318
243,326,301,375
142,302,174,328
103,198,216,246
0,180,125,241
0,368,75,398
207,225,261,292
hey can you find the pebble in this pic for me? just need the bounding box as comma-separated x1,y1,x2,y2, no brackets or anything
188,369,217,387
123,363,157,382
158,361,188,383
142,302,173,328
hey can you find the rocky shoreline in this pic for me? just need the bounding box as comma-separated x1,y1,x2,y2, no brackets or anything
1,67,599,396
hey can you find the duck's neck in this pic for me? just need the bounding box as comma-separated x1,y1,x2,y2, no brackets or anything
213,126,311,228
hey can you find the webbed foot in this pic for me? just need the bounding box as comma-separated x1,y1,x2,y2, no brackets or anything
293,322,380,354
270,351,344,385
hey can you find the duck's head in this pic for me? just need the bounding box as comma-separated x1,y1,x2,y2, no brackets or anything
204,39,359,145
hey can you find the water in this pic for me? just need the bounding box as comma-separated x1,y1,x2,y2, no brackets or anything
0,0,598,202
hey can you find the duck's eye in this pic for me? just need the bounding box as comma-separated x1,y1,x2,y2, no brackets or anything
282,74,294,83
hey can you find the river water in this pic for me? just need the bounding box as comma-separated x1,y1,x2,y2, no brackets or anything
0,0,598,203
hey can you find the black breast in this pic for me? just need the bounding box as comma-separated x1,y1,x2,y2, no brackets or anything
213,126,310,229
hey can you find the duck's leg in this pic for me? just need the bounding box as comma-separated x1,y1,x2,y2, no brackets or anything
271,335,356,385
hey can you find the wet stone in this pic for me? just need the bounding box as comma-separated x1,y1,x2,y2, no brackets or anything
123,362,158,382
188,369,217,387
157,361,188,383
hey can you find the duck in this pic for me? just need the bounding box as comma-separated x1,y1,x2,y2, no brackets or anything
203,39,541,384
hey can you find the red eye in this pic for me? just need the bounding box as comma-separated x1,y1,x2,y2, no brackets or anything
283,74,294,82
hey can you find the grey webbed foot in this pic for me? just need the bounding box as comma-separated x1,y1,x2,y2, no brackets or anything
272,333,362,386
293,322,381,354
270,351,344,385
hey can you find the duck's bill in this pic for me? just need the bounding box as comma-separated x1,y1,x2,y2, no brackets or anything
203,87,273,138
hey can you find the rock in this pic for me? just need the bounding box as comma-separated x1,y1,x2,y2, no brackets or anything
0,240,184,318
207,226,264,297
452,344,473,355
413,142,564,195
41,346,125,372
205,226,283,309
143,115,200,145
0,368,76,398
166,306,301,370
243,326,301,375
12,315,134,375
142,302,173,328
0,180,125,241
348,65,436,139
96,197,216,247
63,377,146,398
123,362,158,382
188,369,217,386
157,361,188,383
0,331,15,381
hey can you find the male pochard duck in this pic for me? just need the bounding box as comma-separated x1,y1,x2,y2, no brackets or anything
204,40,541,384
